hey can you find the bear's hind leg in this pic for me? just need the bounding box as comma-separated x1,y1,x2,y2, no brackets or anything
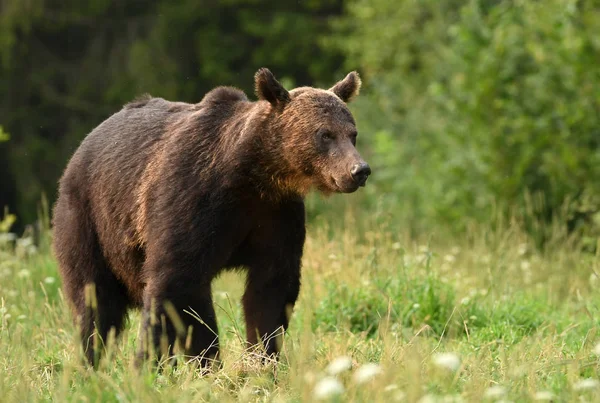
53,202,130,367
138,281,219,369
78,267,131,367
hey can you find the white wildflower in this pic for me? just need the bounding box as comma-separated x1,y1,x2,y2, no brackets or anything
393,390,407,401
44,276,56,284
413,303,420,309
392,242,402,250
17,237,33,248
432,352,461,372
326,356,353,376
313,376,344,400
593,343,600,356
0,233,16,244
483,385,507,399
418,394,437,403
573,378,600,391
533,391,554,401
17,269,31,278
353,363,383,384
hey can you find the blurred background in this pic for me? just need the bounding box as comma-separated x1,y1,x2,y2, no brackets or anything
1,0,599,245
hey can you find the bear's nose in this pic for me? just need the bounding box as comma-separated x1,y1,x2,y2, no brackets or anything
350,163,371,186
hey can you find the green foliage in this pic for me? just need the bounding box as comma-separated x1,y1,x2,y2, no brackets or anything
0,208,16,233
315,274,459,337
314,271,552,343
333,0,600,237
468,293,550,345
0,126,8,142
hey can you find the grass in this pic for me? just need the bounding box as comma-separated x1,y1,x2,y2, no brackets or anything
1,207,600,402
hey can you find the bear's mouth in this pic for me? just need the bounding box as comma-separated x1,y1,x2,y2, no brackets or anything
332,176,360,193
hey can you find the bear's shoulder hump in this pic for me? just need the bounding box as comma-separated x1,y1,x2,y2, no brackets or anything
123,94,154,109
201,86,248,105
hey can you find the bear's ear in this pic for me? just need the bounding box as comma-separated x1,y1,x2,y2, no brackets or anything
255,68,291,107
329,71,362,103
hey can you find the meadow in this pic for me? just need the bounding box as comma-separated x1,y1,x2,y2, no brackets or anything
2,1,600,401
1,199,600,403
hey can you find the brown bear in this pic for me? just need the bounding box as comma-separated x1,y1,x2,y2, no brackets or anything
52,68,371,368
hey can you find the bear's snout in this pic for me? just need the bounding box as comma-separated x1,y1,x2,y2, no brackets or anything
350,162,371,187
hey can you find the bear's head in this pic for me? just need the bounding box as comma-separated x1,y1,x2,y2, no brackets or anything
255,68,371,196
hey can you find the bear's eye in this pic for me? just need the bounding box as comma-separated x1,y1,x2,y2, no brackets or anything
350,132,358,146
319,130,334,143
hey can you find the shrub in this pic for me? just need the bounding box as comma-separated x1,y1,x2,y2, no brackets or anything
331,0,600,240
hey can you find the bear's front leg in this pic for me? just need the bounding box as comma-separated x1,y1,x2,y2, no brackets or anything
240,199,305,357
242,269,301,356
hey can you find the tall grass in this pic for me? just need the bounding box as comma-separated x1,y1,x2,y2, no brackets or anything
1,207,599,402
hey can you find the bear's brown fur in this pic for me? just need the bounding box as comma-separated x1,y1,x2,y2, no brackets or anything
52,68,370,367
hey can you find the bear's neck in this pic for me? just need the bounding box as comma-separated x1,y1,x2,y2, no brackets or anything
238,104,309,202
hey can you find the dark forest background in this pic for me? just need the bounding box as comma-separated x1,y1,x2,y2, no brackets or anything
2,0,600,244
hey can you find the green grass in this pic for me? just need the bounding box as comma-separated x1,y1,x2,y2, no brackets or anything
1,211,600,402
